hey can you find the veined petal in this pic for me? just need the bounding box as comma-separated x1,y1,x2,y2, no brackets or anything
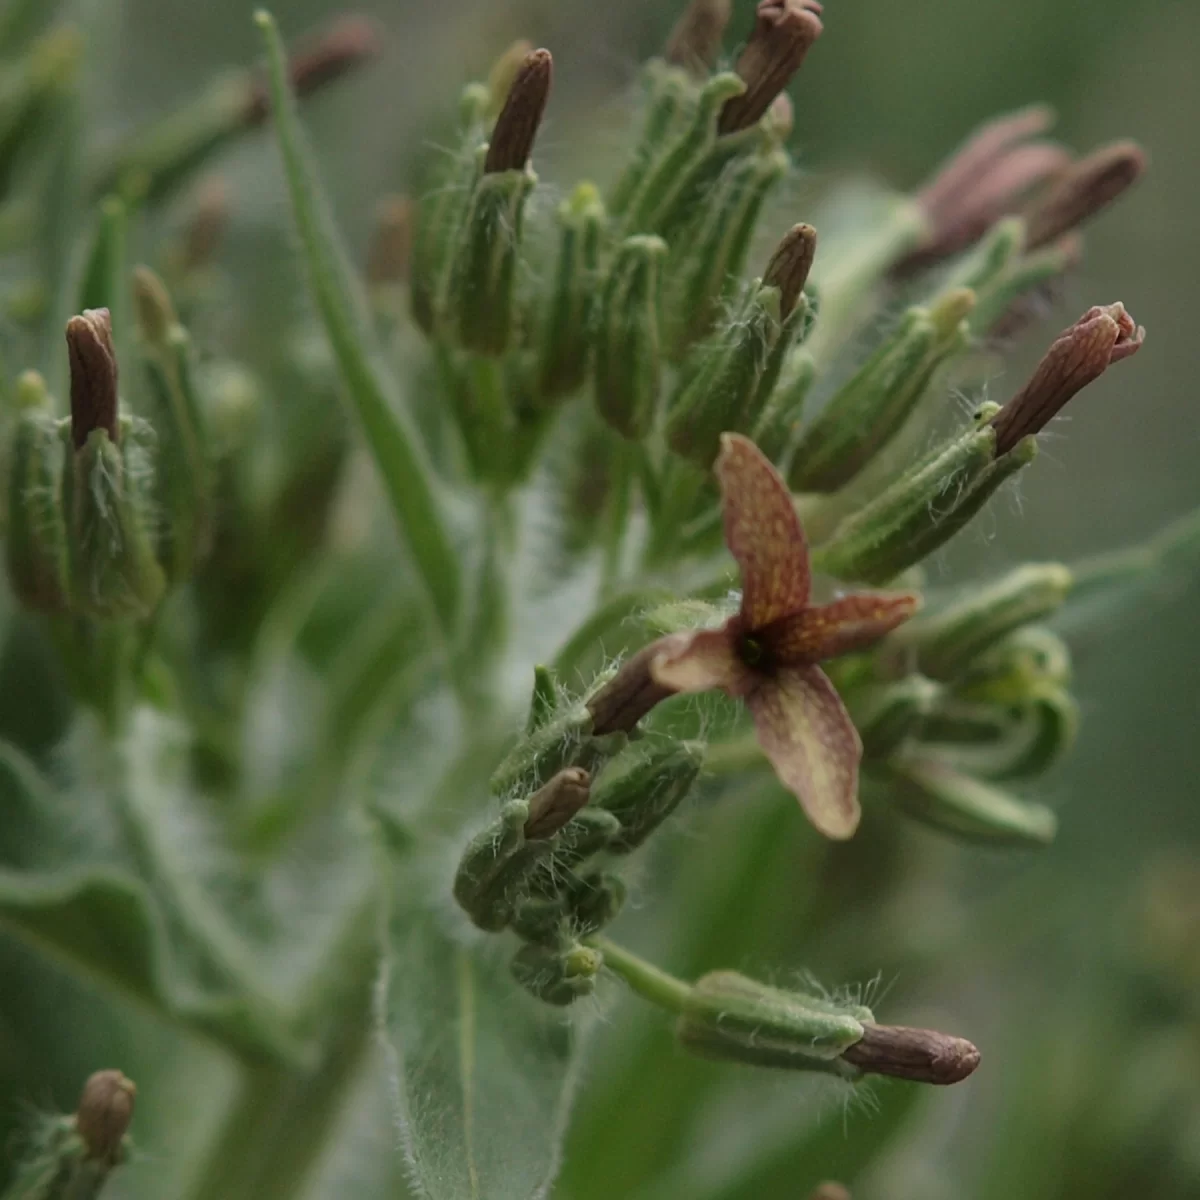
765,591,922,664
650,626,752,696
748,665,862,839
716,433,810,629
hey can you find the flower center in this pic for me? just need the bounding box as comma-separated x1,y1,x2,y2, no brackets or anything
739,633,769,671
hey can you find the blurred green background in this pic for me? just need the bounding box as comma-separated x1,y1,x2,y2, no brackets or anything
6,1,1200,1197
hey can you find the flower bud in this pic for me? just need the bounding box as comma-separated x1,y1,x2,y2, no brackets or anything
677,970,866,1075
5,373,69,614
1024,141,1146,250
594,740,705,853
585,643,678,737
536,183,606,402
717,1,824,135
989,303,1145,456
888,754,1057,846
511,941,602,1006
594,235,667,439
523,767,592,840
483,48,552,174
955,627,1072,702
840,1022,981,1085
665,0,733,75
789,287,975,493
850,675,941,761
75,1070,136,1165
67,309,118,449
813,421,999,584
894,564,1074,682
564,870,627,937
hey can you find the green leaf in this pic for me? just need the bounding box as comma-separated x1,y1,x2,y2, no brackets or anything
255,10,461,638
381,892,589,1200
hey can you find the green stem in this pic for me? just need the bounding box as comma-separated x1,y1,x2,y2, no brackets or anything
587,936,692,1014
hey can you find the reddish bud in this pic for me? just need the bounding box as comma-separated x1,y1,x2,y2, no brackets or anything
523,768,592,839
66,309,119,449
485,49,553,174
841,1022,981,1085
763,222,817,319
75,1070,136,1164
586,642,677,736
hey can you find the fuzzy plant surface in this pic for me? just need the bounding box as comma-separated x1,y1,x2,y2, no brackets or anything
0,1,1198,1198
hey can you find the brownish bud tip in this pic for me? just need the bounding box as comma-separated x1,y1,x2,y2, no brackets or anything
485,48,553,174
718,0,823,135
247,15,380,124
989,302,1145,455
1024,140,1147,250
75,1070,136,1165
66,309,119,449
841,1023,980,1085
809,1186,851,1200
665,0,733,76
900,105,1070,271
586,641,677,736
366,195,414,287
523,767,592,839
763,222,817,318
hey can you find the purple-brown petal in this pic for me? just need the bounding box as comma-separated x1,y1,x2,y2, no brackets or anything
715,433,811,630
746,665,862,839
650,624,752,697
764,591,922,665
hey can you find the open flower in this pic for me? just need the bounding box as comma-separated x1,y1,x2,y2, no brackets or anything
650,434,920,839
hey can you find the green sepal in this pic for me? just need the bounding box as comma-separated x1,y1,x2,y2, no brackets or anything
753,348,816,462
813,423,998,584
789,288,976,493
525,664,562,735
510,940,602,1007
893,563,1075,682
563,870,627,937
887,755,1058,847
5,379,69,615
536,182,606,401
593,235,667,439
954,626,1072,703
850,675,941,762
677,970,866,1075
62,421,166,620
666,147,789,356
594,739,705,853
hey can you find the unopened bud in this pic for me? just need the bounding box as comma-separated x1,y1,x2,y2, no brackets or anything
524,768,592,839
763,222,817,320
989,303,1144,456
594,739,705,852
454,799,551,931
586,641,678,736
132,265,177,345
66,309,118,449
486,39,536,118
75,1070,136,1165
511,940,602,1006
665,0,733,75
841,1022,980,1085
851,676,941,762
365,195,413,287
1024,141,1146,250
484,49,552,174
889,753,1058,846
790,288,976,494
718,0,824,135
565,871,627,936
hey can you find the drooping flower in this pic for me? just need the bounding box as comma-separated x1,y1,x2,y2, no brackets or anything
650,434,920,838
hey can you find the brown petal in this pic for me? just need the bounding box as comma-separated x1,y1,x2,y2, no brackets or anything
747,665,861,839
765,591,921,665
716,433,811,629
650,625,752,696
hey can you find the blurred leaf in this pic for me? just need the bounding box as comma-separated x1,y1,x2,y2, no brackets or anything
381,892,589,1200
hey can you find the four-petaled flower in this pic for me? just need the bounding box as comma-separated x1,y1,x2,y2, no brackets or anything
650,433,920,839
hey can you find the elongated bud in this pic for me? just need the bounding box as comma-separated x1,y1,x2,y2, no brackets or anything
586,642,678,736
454,799,552,931
594,235,666,438
565,870,627,936
889,754,1058,846
813,420,998,585
955,627,1072,702
678,971,866,1075
841,1022,981,1085
484,49,552,173
595,740,705,852
5,373,69,615
511,941,602,1006
718,1,824,135
365,195,413,288
989,303,1145,456
898,106,1069,272
536,183,606,401
1024,141,1146,250
789,288,975,493
67,309,118,449
895,564,1074,681
666,148,789,354
763,222,817,321
850,676,941,761
665,0,733,75
524,768,592,839
76,1070,136,1165
450,165,535,355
